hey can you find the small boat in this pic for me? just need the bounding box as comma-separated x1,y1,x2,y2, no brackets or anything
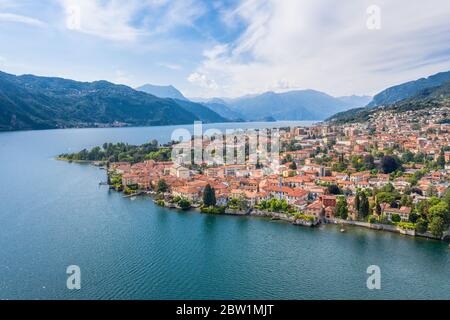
340,224,346,233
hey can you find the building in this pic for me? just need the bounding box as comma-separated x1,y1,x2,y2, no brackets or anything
170,164,190,179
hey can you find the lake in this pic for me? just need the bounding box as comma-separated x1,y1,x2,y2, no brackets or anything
0,121,449,300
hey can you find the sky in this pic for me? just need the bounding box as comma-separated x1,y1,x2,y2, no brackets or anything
0,0,450,98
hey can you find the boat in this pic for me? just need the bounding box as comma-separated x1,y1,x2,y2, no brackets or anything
340,224,346,233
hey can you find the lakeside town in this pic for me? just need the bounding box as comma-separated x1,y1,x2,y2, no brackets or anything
61,106,450,241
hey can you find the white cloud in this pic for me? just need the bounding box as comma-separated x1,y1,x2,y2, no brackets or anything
0,13,45,27
187,72,218,90
189,0,450,97
59,0,143,41
57,0,205,41
159,63,183,70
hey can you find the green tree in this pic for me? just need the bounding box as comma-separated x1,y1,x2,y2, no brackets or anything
178,198,192,210
336,197,348,220
157,179,168,193
428,201,450,224
327,184,341,195
375,199,382,216
429,216,446,238
355,193,361,213
436,149,446,168
381,156,401,174
203,184,217,207
289,162,298,170
415,218,428,234
391,214,401,223
359,192,370,220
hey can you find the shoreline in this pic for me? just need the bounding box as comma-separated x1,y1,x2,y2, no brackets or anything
150,196,447,241
1,120,319,134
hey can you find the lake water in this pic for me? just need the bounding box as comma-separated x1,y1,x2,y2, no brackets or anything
0,121,449,300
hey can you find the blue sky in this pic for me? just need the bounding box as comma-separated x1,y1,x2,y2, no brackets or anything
1,0,450,98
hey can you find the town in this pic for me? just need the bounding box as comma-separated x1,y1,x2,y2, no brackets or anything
91,107,450,240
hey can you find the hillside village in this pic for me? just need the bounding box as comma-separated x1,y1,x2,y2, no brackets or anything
99,107,450,239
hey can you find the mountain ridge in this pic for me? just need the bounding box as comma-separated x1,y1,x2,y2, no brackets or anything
136,84,188,101
0,71,225,131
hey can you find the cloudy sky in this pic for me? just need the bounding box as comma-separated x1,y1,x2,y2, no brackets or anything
1,0,450,98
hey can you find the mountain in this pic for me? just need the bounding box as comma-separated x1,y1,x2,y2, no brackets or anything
170,99,228,123
136,84,188,101
0,71,209,131
367,71,450,107
328,79,450,124
222,90,354,121
337,95,372,108
200,101,245,121
135,84,229,123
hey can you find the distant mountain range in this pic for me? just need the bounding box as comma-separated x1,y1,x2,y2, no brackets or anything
136,84,188,101
0,71,227,131
4,68,447,132
191,91,371,122
328,70,450,123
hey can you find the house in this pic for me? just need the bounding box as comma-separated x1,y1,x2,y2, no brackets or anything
170,164,190,179
172,186,201,202
304,200,323,218
380,204,412,222
320,195,337,208
286,188,309,205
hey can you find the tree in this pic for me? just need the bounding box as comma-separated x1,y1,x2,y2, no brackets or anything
363,154,375,170
402,150,414,163
416,218,428,234
428,201,450,224
355,193,361,213
381,156,401,174
359,192,370,219
436,149,446,168
289,162,297,170
443,188,450,208
203,184,217,207
327,184,341,195
375,200,382,216
429,216,446,238
178,198,192,210
391,214,401,223
157,179,168,193
336,197,348,220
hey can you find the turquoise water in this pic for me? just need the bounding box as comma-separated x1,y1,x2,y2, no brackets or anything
0,122,449,300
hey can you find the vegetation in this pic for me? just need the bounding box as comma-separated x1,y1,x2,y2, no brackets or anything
201,206,226,215
328,77,450,125
178,198,192,210
202,184,217,207
0,70,206,131
227,198,249,211
335,196,348,220
381,156,402,174
157,179,169,193
257,199,289,213
155,200,165,207
293,213,317,222
59,140,172,164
